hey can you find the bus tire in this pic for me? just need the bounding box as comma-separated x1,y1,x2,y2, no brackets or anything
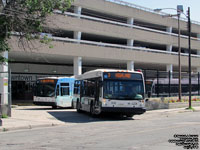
90,102,96,117
71,101,74,109
76,100,82,113
52,106,57,109
126,114,134,118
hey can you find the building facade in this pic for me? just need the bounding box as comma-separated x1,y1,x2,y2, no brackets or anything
2,0,200,102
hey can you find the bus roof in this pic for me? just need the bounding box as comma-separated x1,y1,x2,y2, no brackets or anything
57,77,75,83
75,69,143,80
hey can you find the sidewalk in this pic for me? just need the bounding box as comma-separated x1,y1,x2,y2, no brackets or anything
0,106,72,132
0,106,200,132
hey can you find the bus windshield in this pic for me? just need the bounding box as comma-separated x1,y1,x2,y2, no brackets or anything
35,83,56,97
103,80,144,100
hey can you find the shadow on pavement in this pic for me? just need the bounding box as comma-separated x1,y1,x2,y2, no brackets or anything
48,111,134,123
18,107,72,111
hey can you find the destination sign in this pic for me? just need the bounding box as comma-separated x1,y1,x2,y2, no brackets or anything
38,79,56,84
103,72,142,80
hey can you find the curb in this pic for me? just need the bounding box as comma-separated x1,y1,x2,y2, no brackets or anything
147,107,200,113
0,123,61,133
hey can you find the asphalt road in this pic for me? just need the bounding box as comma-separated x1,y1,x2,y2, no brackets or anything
0,110,199,150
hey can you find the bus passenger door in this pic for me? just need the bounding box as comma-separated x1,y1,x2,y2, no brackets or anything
95,80,101,106
58,84,71,107
55,84,60,105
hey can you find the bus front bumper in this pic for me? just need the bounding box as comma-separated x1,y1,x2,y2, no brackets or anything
101,107,146,115
33,101,56,107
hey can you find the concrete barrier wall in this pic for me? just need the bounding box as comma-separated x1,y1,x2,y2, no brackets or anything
146,96,200,110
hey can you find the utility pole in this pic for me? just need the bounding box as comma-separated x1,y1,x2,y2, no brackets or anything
188,7,192,108
0,93,2,126
177,11,182,101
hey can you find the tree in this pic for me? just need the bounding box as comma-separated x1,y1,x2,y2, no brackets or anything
0,0,73,62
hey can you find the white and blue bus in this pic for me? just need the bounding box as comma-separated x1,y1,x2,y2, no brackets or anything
74,69,146,117
34,77,75,108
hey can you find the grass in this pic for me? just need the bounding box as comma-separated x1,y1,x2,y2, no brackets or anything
185,107,195,111
2,128,8,132
1,114,8,118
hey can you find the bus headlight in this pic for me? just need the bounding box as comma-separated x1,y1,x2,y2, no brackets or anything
141,100,145,104
102,99,106,105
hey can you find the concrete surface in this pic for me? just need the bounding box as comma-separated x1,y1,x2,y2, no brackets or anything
0,106,200,150
0,106,66,132
0,106,200,132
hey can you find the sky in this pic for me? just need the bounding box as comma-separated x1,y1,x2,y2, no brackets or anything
123,0,200,22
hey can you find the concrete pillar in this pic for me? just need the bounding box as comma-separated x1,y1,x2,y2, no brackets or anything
127,17,134,25
127,61,134,71
73,31,82,40
166,26,172,33
166,45,172,52
166,64,173,78
74,57,82,76
0,52,8,116
74,6,82,18
166,27,172,52
127,39,134,47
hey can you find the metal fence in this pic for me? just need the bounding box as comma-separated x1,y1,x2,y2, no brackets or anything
143,70,200,98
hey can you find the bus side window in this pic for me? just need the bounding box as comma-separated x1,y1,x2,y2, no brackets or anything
74,81,80,95
56,85,59,96
61,87,69,96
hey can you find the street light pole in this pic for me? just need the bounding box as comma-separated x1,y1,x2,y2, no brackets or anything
154,6,193,106
188,7,192,108
154,6,183,101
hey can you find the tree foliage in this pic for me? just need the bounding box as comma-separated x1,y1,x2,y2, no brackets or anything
0,0,73,61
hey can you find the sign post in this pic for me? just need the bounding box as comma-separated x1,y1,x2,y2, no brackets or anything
0,93,2,126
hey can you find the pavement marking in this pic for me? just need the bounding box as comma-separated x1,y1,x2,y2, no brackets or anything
174,122,200,125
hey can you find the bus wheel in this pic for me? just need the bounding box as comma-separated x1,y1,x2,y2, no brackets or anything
126,114,134,118
71,101,74,109
76,101,81,113
90,102,96,117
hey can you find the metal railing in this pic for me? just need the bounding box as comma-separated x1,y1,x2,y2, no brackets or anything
105,0,200,25
54,10,200,41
